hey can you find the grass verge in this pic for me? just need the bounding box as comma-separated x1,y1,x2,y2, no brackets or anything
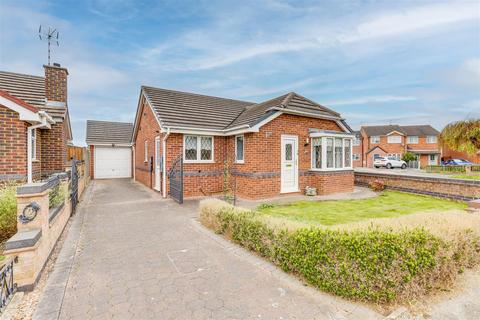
256,191,466,226
200,198,480,304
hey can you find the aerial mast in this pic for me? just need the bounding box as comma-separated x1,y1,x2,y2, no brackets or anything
38,26,59,65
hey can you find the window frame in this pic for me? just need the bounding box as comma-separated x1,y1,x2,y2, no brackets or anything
310,134,353,171
407,136,419,144
144,140,148,162
235,135,244,164
370,136,380,144
426,135,437,144
387,135,402,144
183,135,215,163
31,129,37,160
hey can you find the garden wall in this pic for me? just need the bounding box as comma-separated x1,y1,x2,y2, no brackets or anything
354,171,480,201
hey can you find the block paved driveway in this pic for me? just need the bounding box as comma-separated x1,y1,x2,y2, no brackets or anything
35,179,382,320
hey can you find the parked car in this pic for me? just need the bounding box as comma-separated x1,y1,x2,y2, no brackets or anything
374,157,407,169
443,159,473,166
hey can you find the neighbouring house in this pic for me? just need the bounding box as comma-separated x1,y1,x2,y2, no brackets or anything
131,86,355,200
0,64,72,183
358,124,440,168
86,120,134,179
441,144,480,164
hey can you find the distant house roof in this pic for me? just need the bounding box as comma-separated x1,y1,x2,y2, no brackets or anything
139,86,349,134
86,120,133,145
362,124,439,137
0,70,66,119
366,146,388,155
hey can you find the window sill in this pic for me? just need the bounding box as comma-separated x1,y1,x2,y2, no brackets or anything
184,160,215,164
32,159,40,163
235,161,245,164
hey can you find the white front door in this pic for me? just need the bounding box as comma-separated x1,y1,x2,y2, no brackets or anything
428,154,438,165
154,136,161,191
280,135,298,193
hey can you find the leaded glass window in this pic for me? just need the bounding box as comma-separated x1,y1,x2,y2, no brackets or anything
344,139,351,167
326,138,334,168
200,137,212,160
185,136,197,160
285,143,293,161
312,137,322,169
335,138,343,168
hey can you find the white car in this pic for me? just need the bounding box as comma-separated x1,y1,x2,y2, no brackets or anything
374,157,407,169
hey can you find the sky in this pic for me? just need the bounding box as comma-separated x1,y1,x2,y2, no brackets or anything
0,0,479,146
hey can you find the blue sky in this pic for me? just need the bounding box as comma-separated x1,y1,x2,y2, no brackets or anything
1,0,479,145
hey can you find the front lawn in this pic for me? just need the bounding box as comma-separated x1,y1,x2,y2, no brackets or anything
451,174,480,180
257,191,466,226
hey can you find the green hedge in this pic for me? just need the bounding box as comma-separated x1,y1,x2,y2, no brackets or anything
0,184,17,245
201,205,479,303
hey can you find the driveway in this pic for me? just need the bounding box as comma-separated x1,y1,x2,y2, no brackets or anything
34,179,381,320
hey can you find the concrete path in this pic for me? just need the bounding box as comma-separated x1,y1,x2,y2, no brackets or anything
34,179,382,320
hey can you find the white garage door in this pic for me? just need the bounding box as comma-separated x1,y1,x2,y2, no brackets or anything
94,146,132,179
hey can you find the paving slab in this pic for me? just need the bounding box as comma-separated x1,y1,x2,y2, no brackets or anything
34,179,383,320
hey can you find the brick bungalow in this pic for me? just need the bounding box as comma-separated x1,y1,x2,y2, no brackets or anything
0,64,72,183
358,125,440,168
132,87,355,200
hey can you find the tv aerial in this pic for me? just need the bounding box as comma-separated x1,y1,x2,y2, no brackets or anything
38,25,59,65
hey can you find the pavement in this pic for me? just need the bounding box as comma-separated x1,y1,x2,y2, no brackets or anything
33,179,382,320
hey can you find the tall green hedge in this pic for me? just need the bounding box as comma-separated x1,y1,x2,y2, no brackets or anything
202,206,479,303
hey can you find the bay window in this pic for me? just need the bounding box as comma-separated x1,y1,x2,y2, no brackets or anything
310,133,353,170
184,135,214,162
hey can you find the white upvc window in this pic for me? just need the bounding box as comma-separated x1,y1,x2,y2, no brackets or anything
235,135,244,163
184,135,214,162
353,137,361,146
311,134,353,171
144,141,148,162
426,135,437,144
387,135,402,144
407,136,418,144
31,129,37,160
371,136,380,144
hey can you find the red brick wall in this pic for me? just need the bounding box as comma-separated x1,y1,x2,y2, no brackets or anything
40,122,66,175
355,171,479,201
0,105,27,181
134,100,161,189
44,65,68,103
135,112,354,199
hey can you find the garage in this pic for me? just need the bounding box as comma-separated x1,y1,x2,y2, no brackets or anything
86,120,134,179
94,146,132,179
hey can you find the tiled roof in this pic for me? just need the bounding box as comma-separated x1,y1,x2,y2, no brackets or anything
143,86,252,130
86,120,133,145
142,87,344,132
362,125,439,137
0,70,66,118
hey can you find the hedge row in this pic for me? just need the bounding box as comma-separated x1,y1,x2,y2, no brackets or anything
200,201,480,303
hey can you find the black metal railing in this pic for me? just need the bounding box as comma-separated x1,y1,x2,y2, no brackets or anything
0,257,17,313
71,160,79,214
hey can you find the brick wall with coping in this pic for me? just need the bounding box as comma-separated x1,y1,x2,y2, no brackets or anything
354,171,480,201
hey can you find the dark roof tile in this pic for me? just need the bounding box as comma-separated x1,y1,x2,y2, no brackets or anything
86,120,133,145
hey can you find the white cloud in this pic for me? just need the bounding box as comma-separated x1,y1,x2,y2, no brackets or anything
325,95,417,106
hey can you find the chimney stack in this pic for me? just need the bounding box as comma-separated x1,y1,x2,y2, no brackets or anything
44,63,68,104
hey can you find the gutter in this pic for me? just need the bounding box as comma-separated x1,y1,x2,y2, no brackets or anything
162,128,170,198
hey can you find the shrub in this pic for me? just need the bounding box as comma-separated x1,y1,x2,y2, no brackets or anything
200,202,480,304
0,183,17,244
402,152,417,163
369,179,386,192
49,183,66,209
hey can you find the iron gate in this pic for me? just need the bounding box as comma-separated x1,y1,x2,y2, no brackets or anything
0,257,17,313
168,155,183,204
71,160,79,214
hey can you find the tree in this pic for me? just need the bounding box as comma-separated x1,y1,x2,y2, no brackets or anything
440,119,480,154
402,152,417,162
